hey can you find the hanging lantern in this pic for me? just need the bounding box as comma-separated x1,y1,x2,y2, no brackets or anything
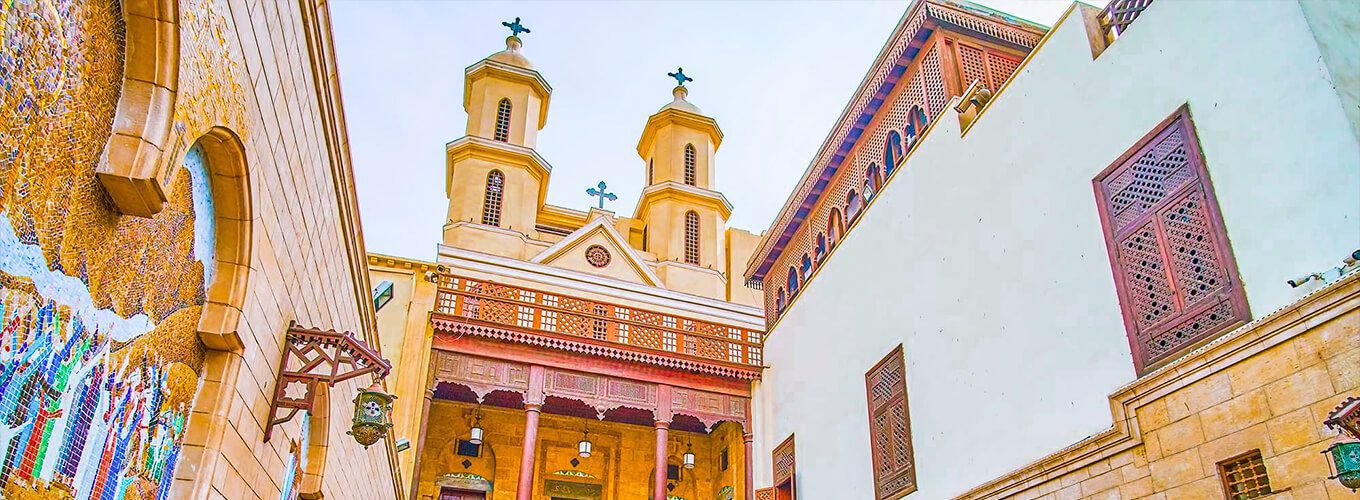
469,410,485,445
1325,397,1360,491
682,441,695,469
1325,440,1360,491
348,381,396,448
578,427,593,458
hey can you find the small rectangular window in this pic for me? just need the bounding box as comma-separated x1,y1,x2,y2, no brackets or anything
666,464,681,481
456,439,481,457
1219,450,1271,499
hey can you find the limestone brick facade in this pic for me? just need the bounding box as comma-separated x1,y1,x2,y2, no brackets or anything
1,0,402,498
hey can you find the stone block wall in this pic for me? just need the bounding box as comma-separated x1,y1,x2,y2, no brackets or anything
0,0,400,497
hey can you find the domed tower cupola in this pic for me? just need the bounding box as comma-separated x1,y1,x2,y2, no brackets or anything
634,69,732,272
462,17,552,148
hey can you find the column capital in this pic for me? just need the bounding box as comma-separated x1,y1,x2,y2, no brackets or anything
742,432,754,443
653,420,671,430
525,403,543,413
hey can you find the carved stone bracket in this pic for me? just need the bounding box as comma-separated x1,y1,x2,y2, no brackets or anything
265,322,392,441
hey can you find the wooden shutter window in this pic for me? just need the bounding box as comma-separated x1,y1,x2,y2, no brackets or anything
1094,106,1248,373
865,345,916,499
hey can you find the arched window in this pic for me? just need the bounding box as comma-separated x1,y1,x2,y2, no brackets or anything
482,170,505,226
905,106,927,151
787,266,799,297
815,233,827,262
847,190,862,220
494,98,512,142
885,130,904,175
683,144,697,186
800,254,813,279
684,210,700,265
828,208,844,248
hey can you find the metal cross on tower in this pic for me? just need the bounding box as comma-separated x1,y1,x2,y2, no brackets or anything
586,181,617,209
502,17,531,37
668,67,693,87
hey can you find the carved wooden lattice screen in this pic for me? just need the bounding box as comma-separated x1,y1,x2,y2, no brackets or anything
1094,106,1248,373
772,434,796,498
865,345,916,499
754,488,775,500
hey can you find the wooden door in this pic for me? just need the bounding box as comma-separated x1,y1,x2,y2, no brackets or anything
439,488,486,500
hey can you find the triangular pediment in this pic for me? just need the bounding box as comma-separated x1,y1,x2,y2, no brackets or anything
530,217,660,286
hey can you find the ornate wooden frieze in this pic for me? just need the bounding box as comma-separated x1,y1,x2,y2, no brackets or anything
542,367,658,416
671,387,748,429
432,350,748,428
430,350,530,401
865,345,917,499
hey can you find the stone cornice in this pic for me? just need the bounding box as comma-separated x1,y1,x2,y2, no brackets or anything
632,181,735,220
463,58,552,129
367,253,438,273
445,136,553,208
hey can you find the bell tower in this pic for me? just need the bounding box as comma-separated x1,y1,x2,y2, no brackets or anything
635,70,731,274
443,18,554,256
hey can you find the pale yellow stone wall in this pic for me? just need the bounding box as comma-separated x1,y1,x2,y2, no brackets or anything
165,0,401,498
368,255,442,493
416,402,748,500
958,272,1360,500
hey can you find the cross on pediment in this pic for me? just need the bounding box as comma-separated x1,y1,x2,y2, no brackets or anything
586,181,617,209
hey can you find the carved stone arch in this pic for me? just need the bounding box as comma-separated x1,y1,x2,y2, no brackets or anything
194,126,252,352
98,0,181,217
174,126,253,497
299,383,331,499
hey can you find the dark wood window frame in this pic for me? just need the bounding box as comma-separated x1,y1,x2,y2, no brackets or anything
865,344,917,499
1093,105,1249,374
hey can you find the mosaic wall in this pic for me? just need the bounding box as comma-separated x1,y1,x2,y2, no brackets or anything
0,0,221,498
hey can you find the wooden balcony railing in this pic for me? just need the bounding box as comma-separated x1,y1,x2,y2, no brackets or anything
1101,0,1154,40
432,274,765,371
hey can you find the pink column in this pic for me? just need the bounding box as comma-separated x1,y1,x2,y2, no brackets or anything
517,365,547,500
653,420,670,500
516,403,542,500
744,432,755,500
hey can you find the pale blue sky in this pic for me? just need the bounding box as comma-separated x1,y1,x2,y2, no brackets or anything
332,0,1071,261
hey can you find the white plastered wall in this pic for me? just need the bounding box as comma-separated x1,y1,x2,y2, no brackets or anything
750,1,1360,497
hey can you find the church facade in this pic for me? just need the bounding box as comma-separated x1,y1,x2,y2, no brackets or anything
745,0,1359,499
370,25,767,500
